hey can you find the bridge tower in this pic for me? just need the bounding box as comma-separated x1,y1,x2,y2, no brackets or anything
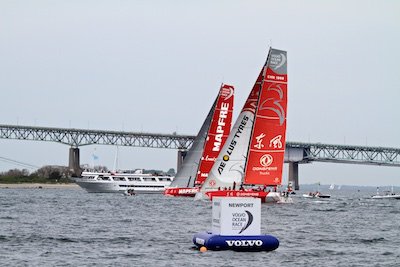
177,149,187,172
288,162,299,190
69,147,81,176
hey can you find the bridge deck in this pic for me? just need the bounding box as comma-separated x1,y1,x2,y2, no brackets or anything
1,124,400,167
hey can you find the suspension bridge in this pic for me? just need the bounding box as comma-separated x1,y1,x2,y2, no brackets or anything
1,124,400,189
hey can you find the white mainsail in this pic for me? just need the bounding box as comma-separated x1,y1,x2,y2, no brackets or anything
197,67,266,196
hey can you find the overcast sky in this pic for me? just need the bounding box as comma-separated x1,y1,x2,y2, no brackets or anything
1,1,399,186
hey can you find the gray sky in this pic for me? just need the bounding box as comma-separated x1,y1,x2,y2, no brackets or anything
1,0,399,186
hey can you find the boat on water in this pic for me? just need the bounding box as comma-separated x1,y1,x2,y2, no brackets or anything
286,181,296,195
303,182,331,198
164,84,234,197
74,169,174,194
302,192,331,199
371,187,400,199
123,188,136,196
195,47,292,203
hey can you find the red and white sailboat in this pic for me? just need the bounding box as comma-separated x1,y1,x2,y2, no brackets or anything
195,48,289,203
164,84,234,197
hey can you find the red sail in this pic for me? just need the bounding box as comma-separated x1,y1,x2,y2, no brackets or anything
244,49,287,186
194,84,234,186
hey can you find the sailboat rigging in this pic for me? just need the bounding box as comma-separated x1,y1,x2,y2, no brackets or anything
164,84,234,197
196,47,289,203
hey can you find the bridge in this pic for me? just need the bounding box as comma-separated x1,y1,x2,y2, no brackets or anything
1,124,400,189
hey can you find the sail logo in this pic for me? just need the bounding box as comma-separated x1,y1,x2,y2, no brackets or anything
217,115,249,175
259,84,285,125
213,102,230,152
269,135,282,148
204,155,216,162
270,53,286,70
231,210,253,234
260,154,273,167
254,133,266,149
209,180,216,186
243,90,259,114
226,240,263,247
221,86,234,101
178,188,199,194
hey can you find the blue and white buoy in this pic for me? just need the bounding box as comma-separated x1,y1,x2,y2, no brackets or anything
193,231,279,252
193,197,279,252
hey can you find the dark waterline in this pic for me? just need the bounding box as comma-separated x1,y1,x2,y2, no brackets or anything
0,186,399,266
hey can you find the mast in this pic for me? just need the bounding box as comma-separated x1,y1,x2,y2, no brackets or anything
241,49,272,185
113,146,119,172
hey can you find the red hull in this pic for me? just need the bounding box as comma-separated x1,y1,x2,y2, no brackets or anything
205,190,269,203
164,187,199,197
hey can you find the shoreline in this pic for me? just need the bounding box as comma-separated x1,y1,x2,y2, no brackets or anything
0,183,80,189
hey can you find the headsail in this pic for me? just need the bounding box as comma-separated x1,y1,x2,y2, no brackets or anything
195,84,234,186
198,48,287,196
168,84,234,188
199,69,266,193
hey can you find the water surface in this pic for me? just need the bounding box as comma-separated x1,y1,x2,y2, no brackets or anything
1,186,399,266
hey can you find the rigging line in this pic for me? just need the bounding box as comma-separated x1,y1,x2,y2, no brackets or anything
0,160,38,170
0,156,39,169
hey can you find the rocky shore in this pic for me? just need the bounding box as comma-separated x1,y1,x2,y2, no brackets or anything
0,183,80,189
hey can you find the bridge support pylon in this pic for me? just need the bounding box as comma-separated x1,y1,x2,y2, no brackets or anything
69,147,81,176
289,162,299,190
177,149,187,172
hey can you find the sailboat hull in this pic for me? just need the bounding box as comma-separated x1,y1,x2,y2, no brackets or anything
371,194,400,199
205,190,275,203
164,187,199,197
193,231,279,252
302,193,331,199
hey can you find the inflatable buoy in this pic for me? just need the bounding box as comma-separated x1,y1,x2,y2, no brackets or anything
193,231,279,252
199,246,207,252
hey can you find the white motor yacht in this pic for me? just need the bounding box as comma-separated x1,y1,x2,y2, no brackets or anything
73,169,174,194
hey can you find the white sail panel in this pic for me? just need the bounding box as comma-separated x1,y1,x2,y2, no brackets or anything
198,72,264,194
199,111,255,191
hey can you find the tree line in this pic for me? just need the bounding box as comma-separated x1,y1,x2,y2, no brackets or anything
0,165,73,183
0,165,176,183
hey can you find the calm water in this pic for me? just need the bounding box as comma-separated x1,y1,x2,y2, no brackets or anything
1,185,399,267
